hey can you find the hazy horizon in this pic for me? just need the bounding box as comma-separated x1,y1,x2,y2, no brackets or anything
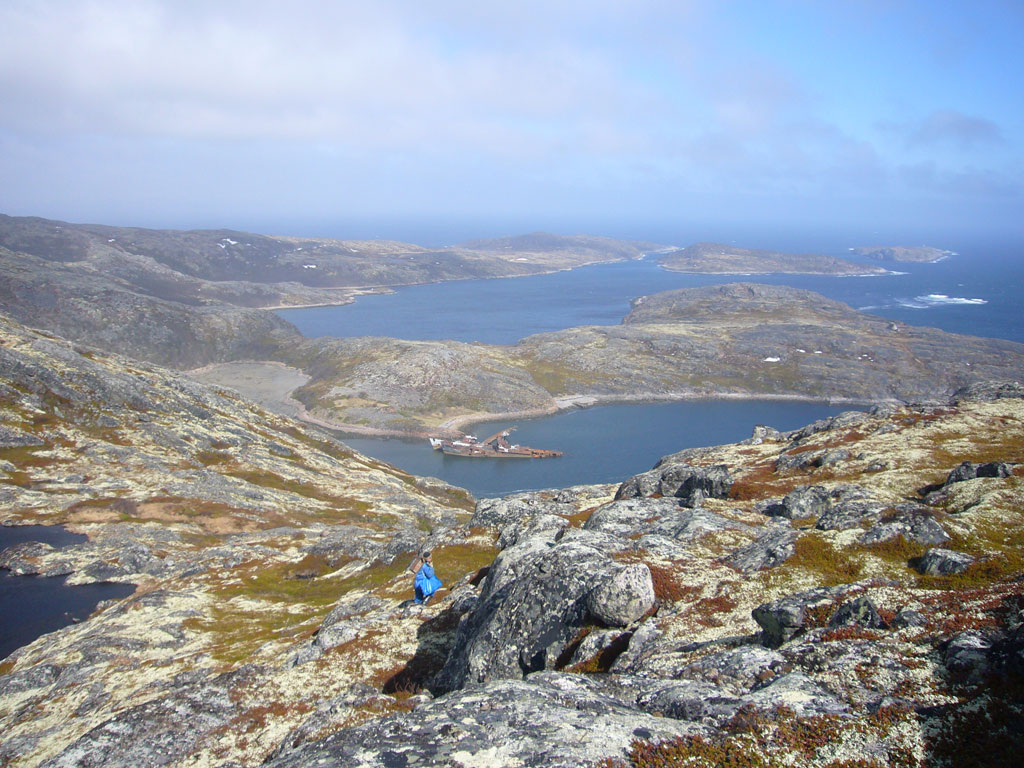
2,1,1021,245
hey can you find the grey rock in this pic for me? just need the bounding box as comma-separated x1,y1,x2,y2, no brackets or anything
944,460,1013,486
566,629,630,669
38,666,260,768
497,513,568,549
581,497,681,537
892,609,927,628
816,499,886,531
951,380,1024,403
860,507,949,547
267,673,708,768
616,463,732,507
945,630,996,682
586,564,655,627
0,425,45,449
752,585,856,648
725,523,797,573
744,671,849,717
915,548,975,575
779,485,831,520
675,646,785,694
638,680,738,722
434,535,617,691
828,596,883,629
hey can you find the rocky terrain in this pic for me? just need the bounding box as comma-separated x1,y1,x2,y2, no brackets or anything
2,312,1023,767
659,242,889,275
853,246,953,263
0,215,652,369
277,283,1024,434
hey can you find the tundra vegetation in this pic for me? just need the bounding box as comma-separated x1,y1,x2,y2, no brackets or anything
1,311,1023,767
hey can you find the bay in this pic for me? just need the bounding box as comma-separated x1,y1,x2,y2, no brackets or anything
341,399,850,498
278,235,1022,496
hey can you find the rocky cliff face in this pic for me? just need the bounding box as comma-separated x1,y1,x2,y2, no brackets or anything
2,312,1023,767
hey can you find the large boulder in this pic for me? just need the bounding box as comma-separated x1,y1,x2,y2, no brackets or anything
434,533,632,692
616,463,732,507
586,563,656,627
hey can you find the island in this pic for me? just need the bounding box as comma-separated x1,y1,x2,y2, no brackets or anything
659,241,890,275
852,245,953,262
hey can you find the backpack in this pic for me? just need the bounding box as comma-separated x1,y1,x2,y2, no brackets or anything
407,556,423,574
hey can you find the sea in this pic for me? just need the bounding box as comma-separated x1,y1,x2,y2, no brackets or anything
277,235,1024,497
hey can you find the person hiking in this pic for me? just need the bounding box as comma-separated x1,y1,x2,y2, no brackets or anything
413,550,442,604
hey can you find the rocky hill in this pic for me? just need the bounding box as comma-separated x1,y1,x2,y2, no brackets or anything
275,283,1024,434
2,314,1022,767
0,215,652,370
659,242,889,275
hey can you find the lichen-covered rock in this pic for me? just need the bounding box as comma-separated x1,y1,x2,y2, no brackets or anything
916,548,975,575
779,485,831,520
616,463,732,506
945,630,997,682
944,460,1013,485
829,596,884,629
726,523,797,573
752,585,857,648
586,564,655,628
266,673,709,768
433,534,619,691
860,507,949,546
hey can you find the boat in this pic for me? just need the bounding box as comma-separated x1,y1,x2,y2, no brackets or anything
428,427,562,458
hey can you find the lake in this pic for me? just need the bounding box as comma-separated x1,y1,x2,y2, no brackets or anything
0,526,135,661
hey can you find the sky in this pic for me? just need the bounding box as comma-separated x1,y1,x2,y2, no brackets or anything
0,0,1021,246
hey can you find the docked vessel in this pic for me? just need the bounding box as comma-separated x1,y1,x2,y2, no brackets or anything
428,427,562,458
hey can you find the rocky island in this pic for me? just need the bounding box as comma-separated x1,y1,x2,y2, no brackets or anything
659,242,890,275
853,245,954,263
1,312,1022,766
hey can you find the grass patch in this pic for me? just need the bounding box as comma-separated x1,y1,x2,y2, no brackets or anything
786,533,864,585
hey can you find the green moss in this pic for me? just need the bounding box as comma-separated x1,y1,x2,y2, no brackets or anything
786,533,864,585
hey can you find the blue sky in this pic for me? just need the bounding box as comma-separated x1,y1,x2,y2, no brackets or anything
0,0,1021,245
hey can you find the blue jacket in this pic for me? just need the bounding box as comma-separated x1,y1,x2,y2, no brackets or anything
414,562,442,603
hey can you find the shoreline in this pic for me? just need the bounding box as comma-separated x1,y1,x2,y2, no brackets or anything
261,255,639,312
184,360,883,442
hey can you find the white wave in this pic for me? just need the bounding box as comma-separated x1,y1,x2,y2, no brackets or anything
920,293,988,305
896,294,987,309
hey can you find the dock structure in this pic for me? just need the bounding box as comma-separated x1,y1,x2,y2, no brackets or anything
428,427,561,458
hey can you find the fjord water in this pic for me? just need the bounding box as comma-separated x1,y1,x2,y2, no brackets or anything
281,237,1024,496
0,526,135,660
276,239,1024,346
342,399,849,498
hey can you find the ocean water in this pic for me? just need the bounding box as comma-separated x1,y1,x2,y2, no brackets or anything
279,237,1024,496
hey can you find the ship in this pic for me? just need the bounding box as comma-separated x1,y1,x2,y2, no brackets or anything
428,427,562,458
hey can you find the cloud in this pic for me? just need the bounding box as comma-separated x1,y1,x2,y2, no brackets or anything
0,0,686,160
881,109,1005,150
